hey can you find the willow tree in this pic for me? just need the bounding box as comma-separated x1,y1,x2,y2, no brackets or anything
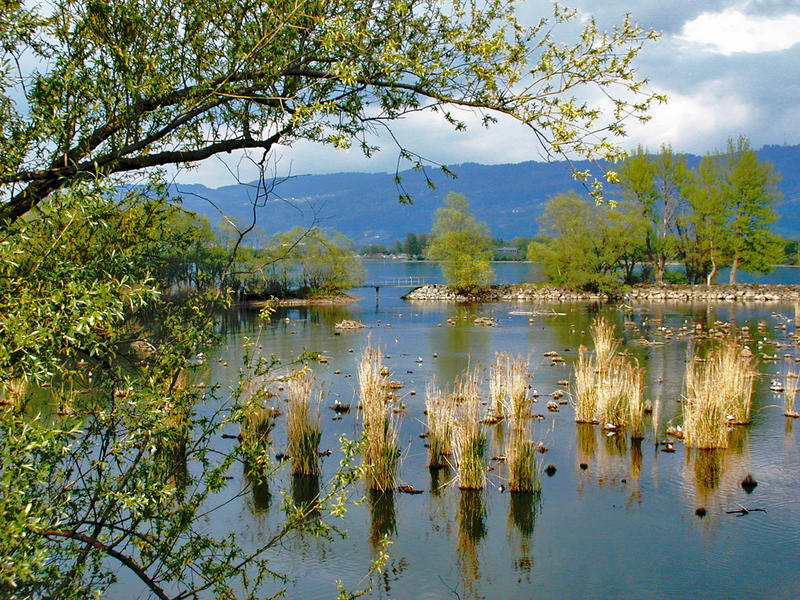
0,1,664,598
1,0,663,226
720,137,783,284
426,192,494,292
616,145,688,283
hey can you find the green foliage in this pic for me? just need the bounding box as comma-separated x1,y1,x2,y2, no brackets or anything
526,191,647,294
1,1,662,226
616,138,782,284
426,192,494,293
0,186,370,599
267,226,364,295
720,137,783,283
616,145,688,283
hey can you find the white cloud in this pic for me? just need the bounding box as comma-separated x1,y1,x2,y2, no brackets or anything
677,8,800,55
620,82,753,153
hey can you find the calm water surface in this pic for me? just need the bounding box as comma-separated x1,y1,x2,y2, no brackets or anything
183,263,800,600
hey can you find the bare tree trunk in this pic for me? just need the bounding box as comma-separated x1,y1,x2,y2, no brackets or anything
655,257,665,284
706,242,717,287
729,253,739,285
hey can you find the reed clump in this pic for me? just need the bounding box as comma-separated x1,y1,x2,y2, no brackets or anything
682,339,755,449
505,418,539,493
573,317,645,432
504,355,531,423
425,382,454,468
451,371,486,490
239,398,275,470
358,344,401,491
287,369,322,476
489,353,507,420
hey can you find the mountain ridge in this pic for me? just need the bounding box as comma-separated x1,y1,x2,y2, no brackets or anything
173,144,800,243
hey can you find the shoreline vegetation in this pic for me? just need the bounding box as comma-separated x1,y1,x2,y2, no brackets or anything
403,283,800,304
241,293,358,308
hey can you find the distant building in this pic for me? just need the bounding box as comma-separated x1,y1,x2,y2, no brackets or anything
496,247,519,259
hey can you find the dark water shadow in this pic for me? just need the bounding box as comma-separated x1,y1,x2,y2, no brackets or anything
368,489,397,549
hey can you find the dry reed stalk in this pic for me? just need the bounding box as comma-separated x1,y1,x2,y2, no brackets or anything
287,369,322,476
504,355,531,423
505,418,538,493
452,370,486,490
625,360,645,439
573,346,598,423
489,353,507,419
595,357,640,429
574,318,646,436
784,359,800,418
240,400,275,458
591,317,620,369
715,341,755,424
358,344,400,491
682,358,729,449
425,382,454,468
683,339,755,448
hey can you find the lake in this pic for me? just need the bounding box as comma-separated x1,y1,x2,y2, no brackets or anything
185,262,800,600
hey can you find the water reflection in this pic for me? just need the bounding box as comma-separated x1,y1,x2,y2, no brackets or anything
457,490,486,600
508,492,541,578
368,490,397,549
292,474,322,524
428,305,491,382
249,475,272,514
686,428,752,529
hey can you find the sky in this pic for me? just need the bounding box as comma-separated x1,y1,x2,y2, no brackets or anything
179,0,800,187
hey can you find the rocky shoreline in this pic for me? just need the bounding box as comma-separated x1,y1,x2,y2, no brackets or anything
403,284,800,304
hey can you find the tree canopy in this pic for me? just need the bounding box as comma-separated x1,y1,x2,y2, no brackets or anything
0,0,662,225
527,190,647,293
426,192,494,292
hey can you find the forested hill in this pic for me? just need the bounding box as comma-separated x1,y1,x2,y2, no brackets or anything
174,144,800,244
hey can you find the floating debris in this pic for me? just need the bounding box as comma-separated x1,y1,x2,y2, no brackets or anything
474,317,497,327
335,320,365,330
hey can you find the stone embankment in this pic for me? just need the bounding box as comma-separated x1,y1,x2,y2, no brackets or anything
404,284,800,304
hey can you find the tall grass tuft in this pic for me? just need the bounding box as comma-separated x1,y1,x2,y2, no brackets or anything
425,382,454,468
506,417,539,493
287,369,322,476
592,316,620,367
358,344,401,491
489,353,507,419
783,359,799,418
504,355,531,423
574,318,645,432
240,399,275,471
573,346,598,423
452,370,486,490
682,339,754,448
